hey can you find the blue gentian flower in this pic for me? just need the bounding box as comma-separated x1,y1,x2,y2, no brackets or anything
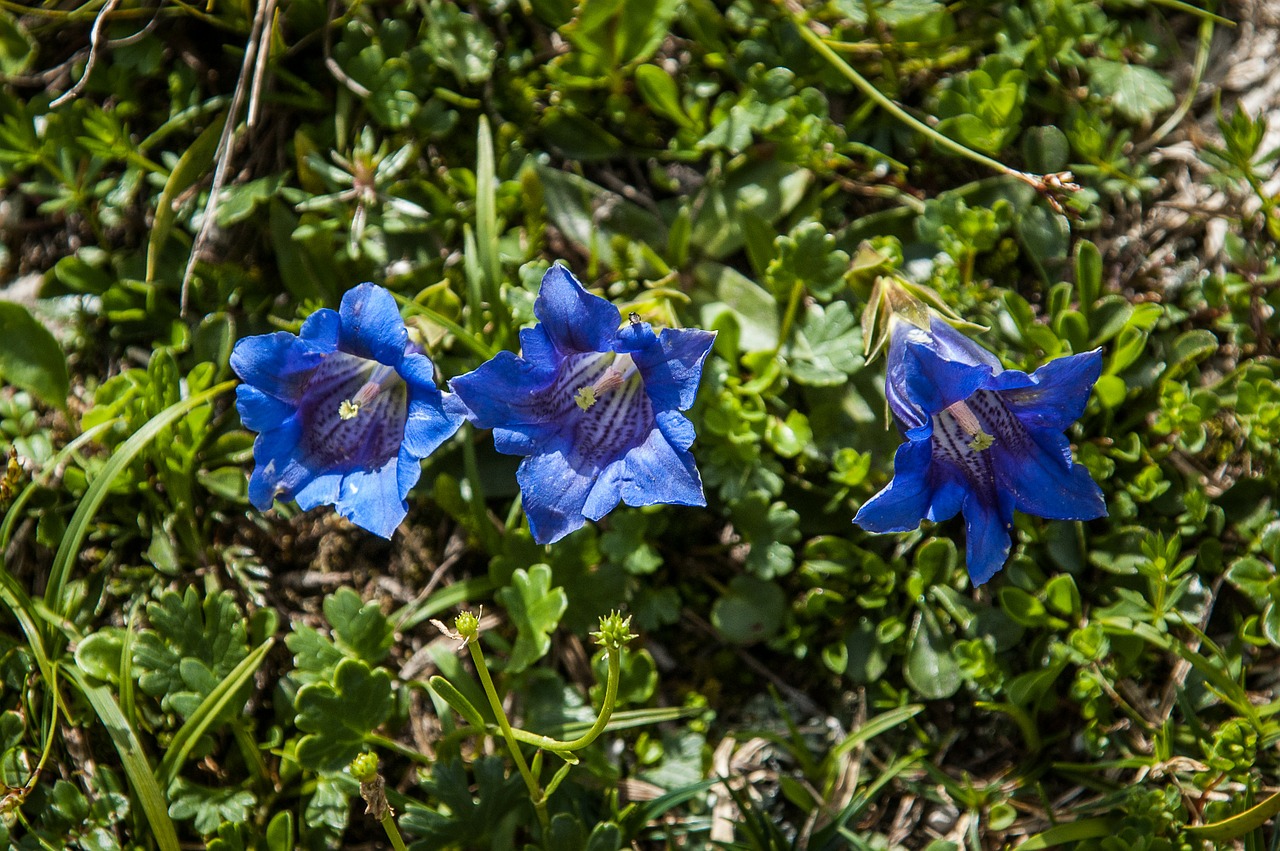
449,265,715,544
854,315,1106,585
231,283,464,538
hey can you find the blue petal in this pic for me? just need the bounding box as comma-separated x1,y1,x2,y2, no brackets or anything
230,332,325,402
886,322,992,428
960,487,1015,586
300,308,341,348
400,353,464,458
995,349,1103,431
993,429,1106,520
583,413,706,520
338,283,408,365
854,439,934,533
396,445,423,501
927,318,1004,371
336,458,407,538
449,350,559,430
246,416,312,509
517,446,595,544
294,470,342,511
624,325,716,412
235,385,294,432
926,472,966,523
534,265,621,354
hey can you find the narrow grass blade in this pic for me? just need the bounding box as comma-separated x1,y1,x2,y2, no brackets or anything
475,114,501,297
64,664,180,851
157,637,275,789
148,111,227,282
1185,792,1280,841
1014,818,1123,849
393,575,496,631
45,380,235,628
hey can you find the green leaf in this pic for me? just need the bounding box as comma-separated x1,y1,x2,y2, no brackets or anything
905,608,961,700
696,262,779,353
1074,239,1102,307
733,493,801,579
399,757,527,845
635,64,692,129
1013,818,1122,849
711,575,786,644
1086,59,1175,123
148,112,227,283
157,638,274,789
45,380,233,626
323,587,394,665
0,10,35,75
600,511,664,575
0,301,70,410
1161,329,1218,381
765,222,850,301
787,301,862,387
1186,792,1280,840
168,778,256,836
295,658,393,772
495,564,568,673
64,665,180,851
423,0,497,85
563,0,681,69
133,588,250,718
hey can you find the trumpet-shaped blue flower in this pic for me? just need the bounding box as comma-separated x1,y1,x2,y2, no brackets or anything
449,265,715,544
231,283,464,538
854,315,1106,585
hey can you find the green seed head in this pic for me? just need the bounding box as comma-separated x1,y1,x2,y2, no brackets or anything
592,611,638,651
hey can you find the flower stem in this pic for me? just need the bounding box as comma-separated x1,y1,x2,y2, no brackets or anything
505,646,623,753
380,814,409,851
779,2,1049,190
467,639,550,831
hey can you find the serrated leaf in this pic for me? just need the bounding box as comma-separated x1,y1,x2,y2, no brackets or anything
168,778,256,836
295,658,393,772
133,588,249,718
1087,59,1175,123
0,301,70,410
495,564,567,673
323,587,394,665
786,301,862,387
400,757,526,845
733,493,801,579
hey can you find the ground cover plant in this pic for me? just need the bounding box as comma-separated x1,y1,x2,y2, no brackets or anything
2,0,1279,848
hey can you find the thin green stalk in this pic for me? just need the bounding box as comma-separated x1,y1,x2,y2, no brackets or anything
772,279,806,358
504,647,622,753
781,5,1057,193
467,640,548,829
366,733,434,766
379,815,409,851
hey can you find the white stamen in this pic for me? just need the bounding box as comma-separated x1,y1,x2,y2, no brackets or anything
945,399,995,450
338,364,396,420
574,353,637,411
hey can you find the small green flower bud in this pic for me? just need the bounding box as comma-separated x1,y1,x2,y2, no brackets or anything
592,611,638,651
349,752,379,783
455,610,480,641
